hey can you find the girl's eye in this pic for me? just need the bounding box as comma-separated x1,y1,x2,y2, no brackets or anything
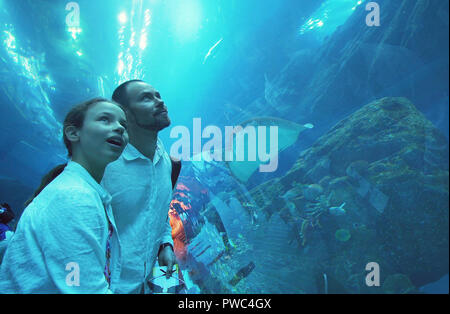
100,116,109,122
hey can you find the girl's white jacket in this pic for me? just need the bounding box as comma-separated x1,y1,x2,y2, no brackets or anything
0,161,120,294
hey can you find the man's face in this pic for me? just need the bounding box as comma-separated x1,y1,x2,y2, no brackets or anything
125,81,171,131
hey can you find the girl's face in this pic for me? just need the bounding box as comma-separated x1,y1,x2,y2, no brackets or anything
74,101,129,169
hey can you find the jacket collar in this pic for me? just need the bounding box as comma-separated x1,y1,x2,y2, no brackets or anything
65,160,112,206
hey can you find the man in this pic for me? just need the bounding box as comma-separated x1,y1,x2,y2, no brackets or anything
102,80,178,294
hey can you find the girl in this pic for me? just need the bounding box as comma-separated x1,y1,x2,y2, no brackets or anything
0,98,128,293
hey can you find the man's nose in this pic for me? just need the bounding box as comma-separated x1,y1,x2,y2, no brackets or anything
157,98,165,107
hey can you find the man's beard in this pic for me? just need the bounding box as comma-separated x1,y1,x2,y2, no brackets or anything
137,119,171,131
130,110,171,131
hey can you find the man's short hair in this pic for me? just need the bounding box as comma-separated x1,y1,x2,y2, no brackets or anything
112,79,144,107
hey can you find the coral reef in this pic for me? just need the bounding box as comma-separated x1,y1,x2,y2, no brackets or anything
250,97,449,292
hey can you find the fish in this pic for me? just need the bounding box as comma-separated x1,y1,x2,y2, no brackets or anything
203,38,223,64
329,202,346,216
241,202,257,208
225,117,314,183
228,262,256,286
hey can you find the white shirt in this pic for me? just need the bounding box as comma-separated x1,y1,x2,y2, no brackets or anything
102,140,174,294
0,161,121,294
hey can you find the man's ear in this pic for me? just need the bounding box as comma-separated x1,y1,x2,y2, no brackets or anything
65,126,80,143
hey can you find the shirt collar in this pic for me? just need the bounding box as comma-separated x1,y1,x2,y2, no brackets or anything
154,138,165,165
122,139,165,165
65,160,112,206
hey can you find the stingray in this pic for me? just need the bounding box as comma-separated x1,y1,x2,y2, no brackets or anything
224,117,313,183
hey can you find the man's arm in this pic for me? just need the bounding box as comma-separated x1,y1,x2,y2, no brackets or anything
158,216,176,278
158,156,181,278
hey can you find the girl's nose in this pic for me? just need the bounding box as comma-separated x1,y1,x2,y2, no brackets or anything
114,122,126,134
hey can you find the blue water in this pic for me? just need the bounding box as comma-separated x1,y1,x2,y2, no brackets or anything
0,0,448,294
